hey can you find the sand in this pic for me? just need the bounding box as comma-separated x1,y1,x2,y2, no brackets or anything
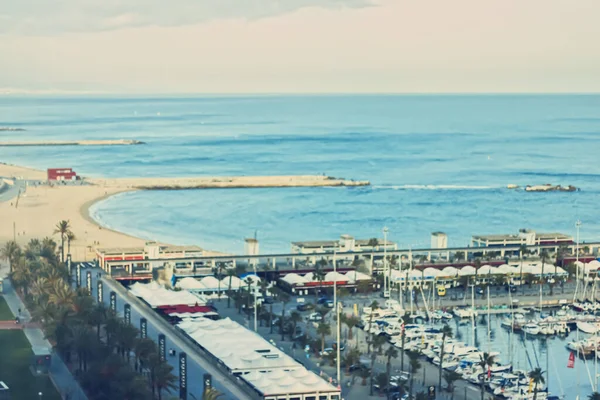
0,163,367,259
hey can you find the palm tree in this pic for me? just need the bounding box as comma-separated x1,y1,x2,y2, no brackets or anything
317,323,331,353
289,311,302,340
385,346,398,400
54,220,71,263
344,314,360,342
226,269,236,308
528,367,545,400
519,244,527,294
415,392,428,400
243,276,254,311
444,370,461,398
439,324,453,391
399,312,411,370
134,337,157,373
89,302,108,340
407,351,422,395
66,231,76,255
367,300,379,354
313,264,326,300
279,290,290,341
0,240,21,274
588,393,600,400
49,281,76,309
154,361,178,400
203,387,225,400
478,352,495,400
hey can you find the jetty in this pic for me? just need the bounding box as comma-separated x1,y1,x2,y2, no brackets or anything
0,139,144,147
88,175,370,190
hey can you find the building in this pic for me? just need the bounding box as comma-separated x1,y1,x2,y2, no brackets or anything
291,234,397,255
471,229,573,249
431,232,448,249
96,242,205,277
47,168,79,181
177,317,341,400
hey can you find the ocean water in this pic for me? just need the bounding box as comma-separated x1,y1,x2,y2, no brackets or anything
2,94,600,395
1,95,600,254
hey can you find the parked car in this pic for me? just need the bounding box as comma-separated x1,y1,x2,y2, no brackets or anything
263,296,275,304
297,303,314,312
475,286,484,295
506,284,517,293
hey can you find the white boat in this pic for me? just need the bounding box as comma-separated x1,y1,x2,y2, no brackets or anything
577,321,600,334
453,307,478,318
522,323,540,335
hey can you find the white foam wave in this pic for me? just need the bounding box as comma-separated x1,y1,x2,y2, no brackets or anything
374,184,499,191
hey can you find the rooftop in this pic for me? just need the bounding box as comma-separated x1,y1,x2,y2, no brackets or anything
292,238,395,248
472,232,572,241
177,317,339,396
97,244,203,255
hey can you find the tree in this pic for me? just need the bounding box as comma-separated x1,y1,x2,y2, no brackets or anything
439,324,453,392
399,312,411,371
313,265,326,299
203,387,225,400
279,290,290,341
66,231,76,255
588,393,600,400
226,268,236,308
444,370,461,398
289,311,302,341
154,361,178,400
367,300,379,354
343,314,360,342
54,220,71,263
478,352,495,400
415,392,428,400
528,367,545,400
407,351,422,396
317,323,331,353
385,346,398,400
520,244,528,294
0,240,21,274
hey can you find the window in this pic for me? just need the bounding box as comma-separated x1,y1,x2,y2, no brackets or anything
304,397,316,400
330,395,340,400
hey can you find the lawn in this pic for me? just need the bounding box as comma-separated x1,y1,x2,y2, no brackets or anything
0,330,61,400
0,296,13,320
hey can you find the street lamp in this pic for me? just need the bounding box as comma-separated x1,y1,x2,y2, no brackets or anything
38,392,42,400
254,262,258,332
383,227,389,298
333,250,341,389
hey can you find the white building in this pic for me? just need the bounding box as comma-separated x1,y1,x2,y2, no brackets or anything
291,234,397,255
471,229,573,249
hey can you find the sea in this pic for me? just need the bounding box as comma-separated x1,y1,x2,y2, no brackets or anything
2,94,600,395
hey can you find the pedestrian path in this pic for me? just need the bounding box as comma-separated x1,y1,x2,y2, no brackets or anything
2,279,89,400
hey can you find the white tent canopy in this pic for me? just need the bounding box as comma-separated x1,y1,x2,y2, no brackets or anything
130,282,206,307
458,266,476,276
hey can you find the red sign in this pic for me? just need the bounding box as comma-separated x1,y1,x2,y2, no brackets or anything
487,367,491,379
568,352,575,368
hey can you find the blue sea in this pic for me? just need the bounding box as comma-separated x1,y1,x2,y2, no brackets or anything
1,95,600,254
2,94,600,396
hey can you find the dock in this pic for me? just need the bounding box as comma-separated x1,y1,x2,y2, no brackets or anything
0,139,143,147
88,175,370,190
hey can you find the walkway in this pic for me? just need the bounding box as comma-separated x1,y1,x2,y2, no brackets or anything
1,279,89,400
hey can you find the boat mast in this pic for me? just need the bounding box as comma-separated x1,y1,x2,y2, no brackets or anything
471,282,475,347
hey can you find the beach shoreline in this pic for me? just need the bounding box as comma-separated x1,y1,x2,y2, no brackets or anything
0,162,368,258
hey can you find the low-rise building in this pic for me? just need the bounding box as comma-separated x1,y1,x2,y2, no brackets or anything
471,229,573,249
291,234,396,255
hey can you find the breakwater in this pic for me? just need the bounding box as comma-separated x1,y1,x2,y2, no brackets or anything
88,175,370,190
0,139,144,146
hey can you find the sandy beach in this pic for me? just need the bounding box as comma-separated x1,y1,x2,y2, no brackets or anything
0,163,145,261
0,162,368,259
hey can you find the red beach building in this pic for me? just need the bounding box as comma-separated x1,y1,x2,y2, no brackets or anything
47,168,79,181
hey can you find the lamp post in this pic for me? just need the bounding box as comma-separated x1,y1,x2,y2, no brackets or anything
254,262,258,332
576,220,581,301
333,250,341,389
383,227,389,298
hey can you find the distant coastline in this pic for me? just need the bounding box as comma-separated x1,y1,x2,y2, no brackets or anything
0,139,144,147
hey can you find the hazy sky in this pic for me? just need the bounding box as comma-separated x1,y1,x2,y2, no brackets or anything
1,0,599,93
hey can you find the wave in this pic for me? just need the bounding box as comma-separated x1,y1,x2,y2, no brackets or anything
374,184,500,191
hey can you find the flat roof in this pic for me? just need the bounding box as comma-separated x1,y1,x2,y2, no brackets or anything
292,239,395,248
472,232,572,241
97,244,203,255
177,317,339,395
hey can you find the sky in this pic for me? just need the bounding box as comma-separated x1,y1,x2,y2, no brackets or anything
1,0,599,94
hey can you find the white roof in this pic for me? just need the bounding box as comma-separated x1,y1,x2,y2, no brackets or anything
422,267,440,278
303,272,315,281
243,367,340,397
176,277,206,290
495,264,511,274
324,271,347,282
199,276,221,289
440,266,458,277
241,274,261,287
176,316,340,400
224,275,243,289
345,271,372,282
281,273,308,285
477,264,495,275
458,266,476,276
129,282,206,307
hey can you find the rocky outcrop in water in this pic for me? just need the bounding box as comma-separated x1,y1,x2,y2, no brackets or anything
0,127,25,131
524,184,578,192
